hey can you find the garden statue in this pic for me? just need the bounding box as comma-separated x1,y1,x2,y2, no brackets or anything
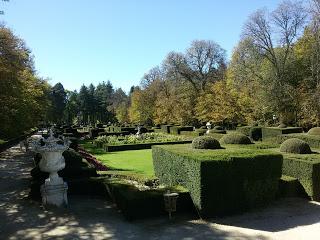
206,122,212,134
136,125,142,136
31,129,70,207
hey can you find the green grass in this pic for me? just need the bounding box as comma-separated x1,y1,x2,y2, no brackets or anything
96,149,154,177
80,140,154,177
0,139,7,144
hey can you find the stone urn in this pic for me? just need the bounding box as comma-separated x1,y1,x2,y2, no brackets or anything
31,129,70,207
206,122,212,134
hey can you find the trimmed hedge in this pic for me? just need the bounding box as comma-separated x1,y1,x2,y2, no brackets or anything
103,140,192,152
206,132,226,140
276,133,320,148
152,144,283,217
280,138,312,154
282,153,320,201
236,126,251,136
98,131,130,137
250,127,262,141
262,127,303,140
180,130,204,137
308,127,320,135
237,126,262,141
119,127,136,134
161,125,173,134
105,179,195,220
192,136,221,149
170,126,194,135
211,129,226,134
89,128,105,138
220,133,252,145
278,175,306,198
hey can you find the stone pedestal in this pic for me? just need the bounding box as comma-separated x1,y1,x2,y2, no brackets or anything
41,181,68,207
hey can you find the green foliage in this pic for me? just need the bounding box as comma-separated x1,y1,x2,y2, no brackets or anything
236,126,251,136
276,133,320,148
237,126,262,141
0,25,50,139
282,153,320,201
220,133,252,145
152,144,283,217
105,178,193,220
308,127,320,135
280,138,312,154
278,175,305,198
278,123,287,128
262,127,303,140
170,126,194,135
250,127,262,141
213,126,224,130
95,133,187,146
192,136,221,149
47,83,66,124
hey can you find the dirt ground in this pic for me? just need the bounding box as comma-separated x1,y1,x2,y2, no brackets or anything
0,145,320,240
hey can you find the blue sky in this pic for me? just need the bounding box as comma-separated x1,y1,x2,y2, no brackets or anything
0,0,281,92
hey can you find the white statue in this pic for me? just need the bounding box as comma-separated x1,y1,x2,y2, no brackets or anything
206,122,212,134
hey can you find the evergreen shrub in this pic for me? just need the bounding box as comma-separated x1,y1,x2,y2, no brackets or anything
220,133,252,145
282,153,320,201
192,136,221,149
280,138,312,154
308,127,320,136
152,144,283,217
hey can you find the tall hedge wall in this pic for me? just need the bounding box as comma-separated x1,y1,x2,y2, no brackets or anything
152,144,283,217
282,153,320,201
262,127,303,140
170,126,194,135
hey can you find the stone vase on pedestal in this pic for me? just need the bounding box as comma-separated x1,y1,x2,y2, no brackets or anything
32,130,70,207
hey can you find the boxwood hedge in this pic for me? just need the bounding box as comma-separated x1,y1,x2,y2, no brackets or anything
105,179,195,220
282,153,320,201
152,144,283,217
170,126,194,135
276,133,320,148
262,127,303,140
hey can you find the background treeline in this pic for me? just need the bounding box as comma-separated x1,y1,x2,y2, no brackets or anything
126,0,320,128
1,0,319,139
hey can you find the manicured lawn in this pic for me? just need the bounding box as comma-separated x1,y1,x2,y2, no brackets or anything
80,140,154,177
96,149,154,177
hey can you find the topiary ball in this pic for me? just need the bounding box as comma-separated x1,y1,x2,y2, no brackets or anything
192,136,221,149
308,127,320,135
220,133,252,144
214,126,224,130
278,123,287,128
280,138,312,154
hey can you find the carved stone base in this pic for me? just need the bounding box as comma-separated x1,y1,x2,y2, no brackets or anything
40,181,68,207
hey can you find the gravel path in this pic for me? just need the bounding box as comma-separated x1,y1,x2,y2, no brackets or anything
0,145,320,240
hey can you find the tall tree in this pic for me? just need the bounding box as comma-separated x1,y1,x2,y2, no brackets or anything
164,40,226,92
0,25,50,138
241,0,307,123
48,83,67,124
